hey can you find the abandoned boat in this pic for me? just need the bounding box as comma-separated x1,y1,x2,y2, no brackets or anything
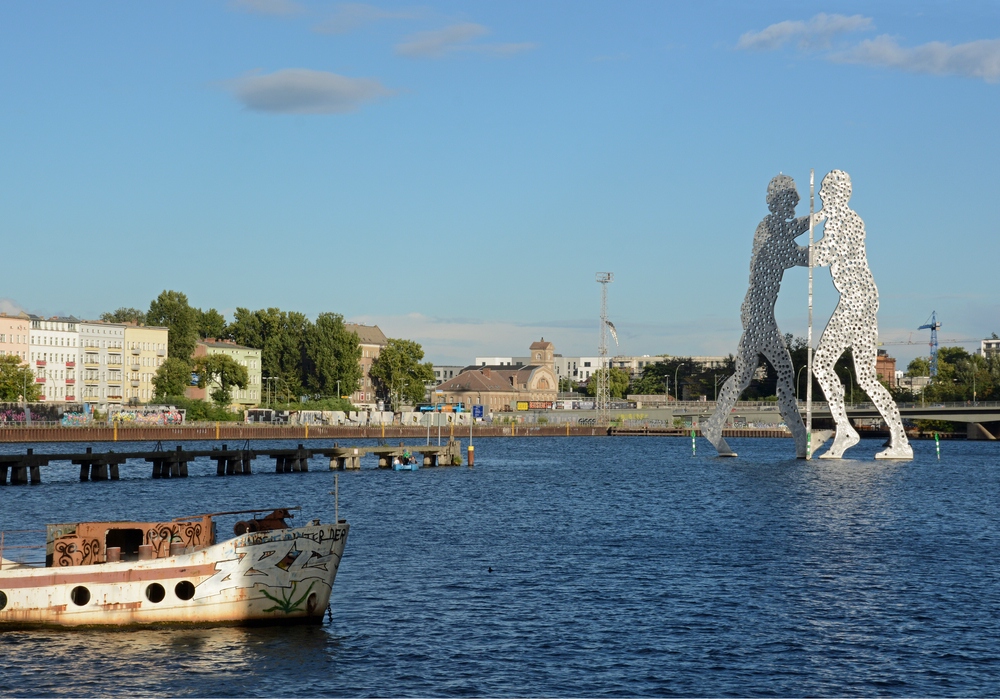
0,507,348,628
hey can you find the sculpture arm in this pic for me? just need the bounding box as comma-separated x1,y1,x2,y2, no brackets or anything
792,244,810,268
811,236,833,267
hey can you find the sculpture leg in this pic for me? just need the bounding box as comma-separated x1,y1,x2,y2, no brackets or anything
813,325,859,459
761,336,807,458
703,341,756,456
852,340,913,460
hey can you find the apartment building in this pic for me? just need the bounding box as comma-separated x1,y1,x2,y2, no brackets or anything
28,316,81,403
79,321,127,411
187,340,261,409
344,323,387,408
124,324,169,404
0,312,30,363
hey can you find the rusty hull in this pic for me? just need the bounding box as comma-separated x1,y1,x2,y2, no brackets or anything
0,521,349,628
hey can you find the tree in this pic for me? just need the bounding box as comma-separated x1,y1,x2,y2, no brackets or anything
303,313,362,398
586,367,630,398
152,357,194,399
100,307,147,325
193,354,249,406
0,356,41,402
906,357,931,377
228,307,307,398
369,339,435,411
197,308,227,340
147,291,199,363
558,376,577,393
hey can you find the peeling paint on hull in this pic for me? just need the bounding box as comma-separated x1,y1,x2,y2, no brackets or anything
0,522,349,628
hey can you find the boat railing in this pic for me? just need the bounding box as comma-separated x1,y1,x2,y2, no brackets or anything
0,529,46,569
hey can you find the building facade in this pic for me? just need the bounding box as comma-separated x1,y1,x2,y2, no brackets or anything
344,323,388,408
0,313,30,363
875,350,897,387
124,324,169,404
982,338,1000,358
437,339,559,413
28,316,81,404
187,340,261,409
79,321,127,411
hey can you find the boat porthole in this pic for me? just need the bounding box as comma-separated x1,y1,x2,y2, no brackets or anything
70,586,91,606
175,581,195,601
0,590,7,611
145,583,165,603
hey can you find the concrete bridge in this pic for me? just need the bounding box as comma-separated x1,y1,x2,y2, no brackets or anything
629,400,1000,440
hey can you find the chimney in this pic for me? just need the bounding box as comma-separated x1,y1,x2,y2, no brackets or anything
482,367,491,378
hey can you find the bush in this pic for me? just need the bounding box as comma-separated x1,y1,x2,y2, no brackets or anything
156,396,244,422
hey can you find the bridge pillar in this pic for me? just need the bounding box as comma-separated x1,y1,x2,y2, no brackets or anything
968,422,999,440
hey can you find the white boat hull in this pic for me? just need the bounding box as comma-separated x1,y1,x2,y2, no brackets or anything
0,521,349,627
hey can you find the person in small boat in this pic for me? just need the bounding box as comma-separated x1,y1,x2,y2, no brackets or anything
392,456,401,467
403,450,413,465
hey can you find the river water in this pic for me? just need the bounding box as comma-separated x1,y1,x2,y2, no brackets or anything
1,436,998,696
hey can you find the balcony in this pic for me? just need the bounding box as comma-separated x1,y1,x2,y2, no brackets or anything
108,348,122,355
83,343,100,350
84,377,99,384
131,364,141,371
36,360,46,367
66,378,75,385
66,361,75,368
35,377,45,383
108,395,122,402
131,380,140,387
157,349,166,357
131,348,141,355
66,395,75,401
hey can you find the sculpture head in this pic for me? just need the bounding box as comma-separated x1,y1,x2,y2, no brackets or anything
766,174,799,215
819,169,852,207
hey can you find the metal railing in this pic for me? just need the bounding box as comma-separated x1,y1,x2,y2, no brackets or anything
0,529,46,569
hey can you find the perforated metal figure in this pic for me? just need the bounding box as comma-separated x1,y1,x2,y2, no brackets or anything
811,170,912,460
704,175,809,457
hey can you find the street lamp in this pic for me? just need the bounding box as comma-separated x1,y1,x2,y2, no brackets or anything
674,364,682,403
796,365,807,401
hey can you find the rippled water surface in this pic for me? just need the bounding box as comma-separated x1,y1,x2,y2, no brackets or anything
1,436,999,696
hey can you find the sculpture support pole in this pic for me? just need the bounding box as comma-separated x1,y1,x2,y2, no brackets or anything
806,169,814,460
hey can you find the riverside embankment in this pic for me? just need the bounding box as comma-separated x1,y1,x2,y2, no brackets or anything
0,423,795,443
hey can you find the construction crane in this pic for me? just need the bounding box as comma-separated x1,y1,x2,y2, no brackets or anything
877,311,978,377
918,311,942,377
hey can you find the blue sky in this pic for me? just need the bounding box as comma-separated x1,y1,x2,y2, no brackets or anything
2,1,998,366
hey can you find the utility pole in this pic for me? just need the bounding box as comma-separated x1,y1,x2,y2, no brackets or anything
806,169,814,460
596,273,614,426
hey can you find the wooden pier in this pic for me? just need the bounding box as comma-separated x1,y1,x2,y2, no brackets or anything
0,440,464,486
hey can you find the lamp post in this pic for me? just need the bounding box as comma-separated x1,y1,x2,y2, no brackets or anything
797,365,807,402
674,364,682,403
664,377,669,404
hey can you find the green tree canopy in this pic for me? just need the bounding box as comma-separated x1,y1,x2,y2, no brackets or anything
586,367,630,398
0,356,41,402
303,313,362,398
152,357,194,400
147,290,199,363
194,354,249,406
100,307,147,325
906,357,931,377
228,307,308,398
369,339,434,411
197,308,227,340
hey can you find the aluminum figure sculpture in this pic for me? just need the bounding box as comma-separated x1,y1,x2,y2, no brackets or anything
811,170,913,460
703,174,809,458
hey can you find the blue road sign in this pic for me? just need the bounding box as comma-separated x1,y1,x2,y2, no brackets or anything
472,405,484,419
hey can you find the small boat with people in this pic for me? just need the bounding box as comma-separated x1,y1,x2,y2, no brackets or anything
0,506,348,628
392,450,420,471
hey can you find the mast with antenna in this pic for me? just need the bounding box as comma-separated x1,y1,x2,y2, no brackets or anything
596,272,614,426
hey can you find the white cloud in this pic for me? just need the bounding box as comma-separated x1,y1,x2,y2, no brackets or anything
395,23,536,58
832,35,1000,83
737,13,873,51
228,0,305,16
314,2,420,34
227,69,392,114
